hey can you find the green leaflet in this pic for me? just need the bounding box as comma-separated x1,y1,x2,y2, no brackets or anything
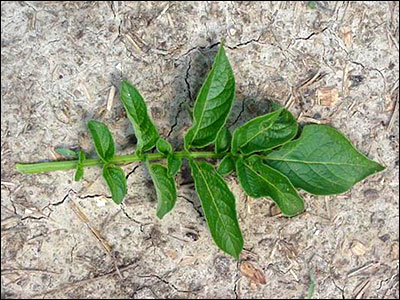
88,121,115,162
184,44,235,149
231,108,297,155
156,138,179,176
189,160,243,259
217,155,236,176
271,101,284,111
120,80,160,153
156,138,173,156
148,163,177,219
74,150,86,181
236,155,305,216
55,148,78,158
74,166,84,182
265,125,385,195
102,164,127,204
215,127,232,153
167,154,182,177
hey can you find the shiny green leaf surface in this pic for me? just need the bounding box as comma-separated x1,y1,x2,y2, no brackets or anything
217,155,236,176
148,163,177,219
189,160,243,259
184,45,235,149
88,121,115,162
120,80,160,152
167,154,182,177
236,155,305,216
265,125,385,195
232,108,297,155
156,138,173,156
215,127,232,153
102,164,127,204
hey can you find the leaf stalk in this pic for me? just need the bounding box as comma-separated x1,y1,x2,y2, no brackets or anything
15,151,227,174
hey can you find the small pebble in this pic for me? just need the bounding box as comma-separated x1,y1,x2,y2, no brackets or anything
363,189,379,200
313,112,322,120
379,234,390,242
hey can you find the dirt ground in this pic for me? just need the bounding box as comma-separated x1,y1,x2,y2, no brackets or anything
1,1,399,299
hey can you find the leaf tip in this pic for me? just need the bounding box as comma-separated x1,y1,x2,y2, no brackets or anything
282,207,306,218
232,250,242,261
376,163,386,172
156,211,165,220
121,79,130,87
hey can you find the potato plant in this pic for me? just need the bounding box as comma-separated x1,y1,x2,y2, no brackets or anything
16,44,384,259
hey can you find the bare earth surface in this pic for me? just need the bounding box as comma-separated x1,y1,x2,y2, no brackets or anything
1,1,399,299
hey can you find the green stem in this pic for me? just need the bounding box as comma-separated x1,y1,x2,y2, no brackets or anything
15,151,227,174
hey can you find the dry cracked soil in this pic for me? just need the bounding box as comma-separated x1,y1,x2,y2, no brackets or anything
1,1,399,299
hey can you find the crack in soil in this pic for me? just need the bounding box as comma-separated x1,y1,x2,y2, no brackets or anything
79,193,112,200
295,26,329,41
229,98,246,128
233,260,241,299
126,165,139,179
167,56,192,138
136,273,202,294
178,195,204,218
120,204,149,232
21,215,46,221
332,278,346,299
42,189,77,217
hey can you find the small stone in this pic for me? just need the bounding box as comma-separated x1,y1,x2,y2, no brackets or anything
214,255,230,276
390,243,399,260
313,112,322,120
185,231,199,241
316,87,339,107
339,26,353,47
269,203,281,216
228,26,237,36
363,189,379,200
179,256,196,266
349,75,364,83
164,249,178,259
378,234,390,242
350,240,368,256
240,261,266,285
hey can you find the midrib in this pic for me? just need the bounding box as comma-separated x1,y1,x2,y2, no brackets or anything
190,52,221,144
196,163,237,243
238,111,281,150
243,160,286,201
265,157,371,167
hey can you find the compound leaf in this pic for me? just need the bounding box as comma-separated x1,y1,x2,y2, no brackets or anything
102,164,127,204
148,163,177,219
120,80,160,153
236,155,305,216
88,121,115,162
189,160,243,259
232,108,297,155
265,125,385,195
184,44,235,149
